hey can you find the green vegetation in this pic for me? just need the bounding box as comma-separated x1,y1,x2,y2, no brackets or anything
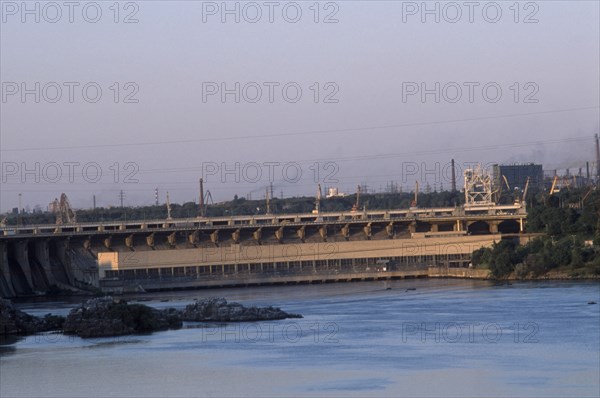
473,187,600,279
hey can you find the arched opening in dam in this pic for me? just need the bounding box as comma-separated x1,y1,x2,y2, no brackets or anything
467,221,490,235
498,220,521,234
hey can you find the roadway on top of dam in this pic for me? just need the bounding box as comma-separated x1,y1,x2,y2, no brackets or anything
0,204,526,239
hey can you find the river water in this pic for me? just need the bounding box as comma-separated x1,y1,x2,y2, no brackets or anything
1,279,599,397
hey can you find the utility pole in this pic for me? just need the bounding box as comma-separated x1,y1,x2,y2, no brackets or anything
199,178,205,217
595,134,600,184
166,191,172,220
18,193,22,227
118,190,125,208
352,184,361,212
451,159,457,192
413,181,419,207
265,186,271,215
93,195,96,210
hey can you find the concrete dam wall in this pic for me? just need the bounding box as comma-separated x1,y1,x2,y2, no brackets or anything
0,239,98,298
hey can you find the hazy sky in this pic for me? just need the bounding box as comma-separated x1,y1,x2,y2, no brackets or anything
1,0,599,212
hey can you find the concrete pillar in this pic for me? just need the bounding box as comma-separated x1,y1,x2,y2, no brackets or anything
147,233,155,248
430,223,439,233
0,241,16,297
275,227,284,243
297,226,305,242
188,231,199,246
14,240,34,290
386,223,394,239
34,240,57,286
363,223,372,239
168,232,178,247
519,218,524,233
455,220,463,232
408,222,416,234
490,222,499,234
341,224,350,240
253,228,262,244
209,231,218,246
231,229,241,244
319,225,327,241
55,239,75,285
125,234,135,249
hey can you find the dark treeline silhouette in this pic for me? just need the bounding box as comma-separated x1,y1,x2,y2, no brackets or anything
4,190,464,225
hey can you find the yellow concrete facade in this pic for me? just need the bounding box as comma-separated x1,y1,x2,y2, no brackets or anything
99,234,501,277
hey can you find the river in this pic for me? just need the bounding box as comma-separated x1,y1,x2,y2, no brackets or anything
1,279,599,397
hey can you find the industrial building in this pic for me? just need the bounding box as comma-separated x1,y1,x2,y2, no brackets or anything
492,163,544,191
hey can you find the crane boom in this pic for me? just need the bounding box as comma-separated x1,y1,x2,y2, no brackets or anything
522,177,530,204
550,175,559,194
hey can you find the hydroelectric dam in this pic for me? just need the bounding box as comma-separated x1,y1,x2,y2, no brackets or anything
0,202,528,298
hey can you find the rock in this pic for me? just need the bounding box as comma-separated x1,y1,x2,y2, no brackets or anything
182,297,302,322
0,298,65,335
63,297,182,338
2,296,301,338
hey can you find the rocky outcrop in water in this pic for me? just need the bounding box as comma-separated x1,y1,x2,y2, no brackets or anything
182,297,302,322
1,296,302,338
63,297,183,338
0,298,64,335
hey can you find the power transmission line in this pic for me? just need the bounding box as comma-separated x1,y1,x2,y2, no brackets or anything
2,106,597,153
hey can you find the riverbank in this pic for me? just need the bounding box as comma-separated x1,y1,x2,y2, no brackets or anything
458,266,600,281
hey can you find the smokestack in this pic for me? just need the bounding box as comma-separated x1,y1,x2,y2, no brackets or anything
586,161,590,184
266,186,271,214
414,180,419,206
199,178,205,217
451,159,457,192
